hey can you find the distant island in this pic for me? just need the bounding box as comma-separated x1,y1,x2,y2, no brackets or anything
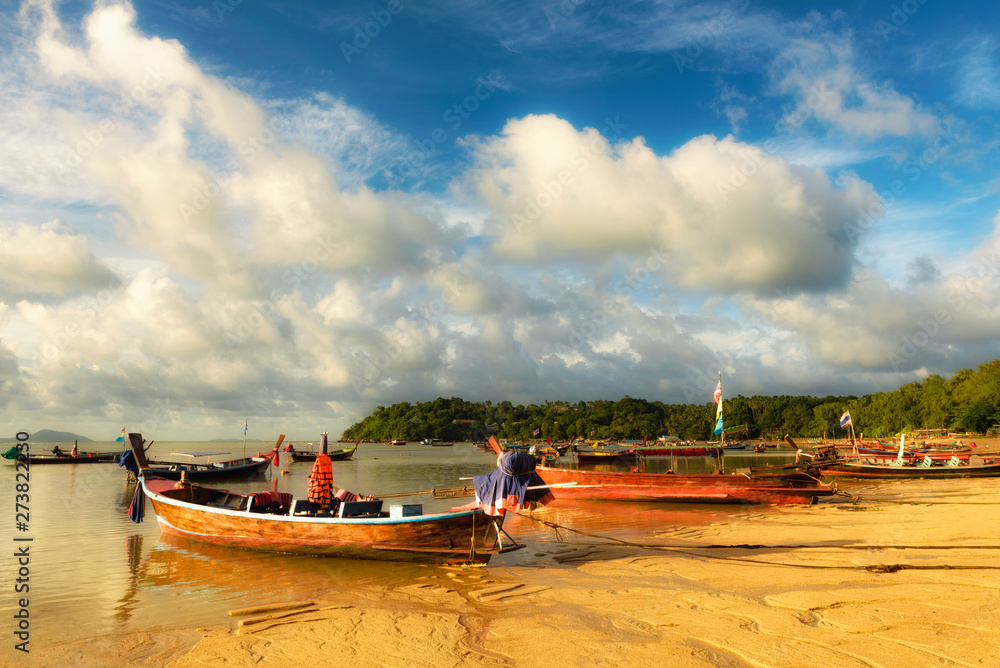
0,429,94,443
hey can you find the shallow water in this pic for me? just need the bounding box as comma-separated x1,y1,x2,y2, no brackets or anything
0,441,799,659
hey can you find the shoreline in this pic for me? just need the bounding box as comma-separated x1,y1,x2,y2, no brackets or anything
17,440,1000,667
164,477,1000,667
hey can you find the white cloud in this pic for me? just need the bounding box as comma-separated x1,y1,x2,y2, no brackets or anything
462,114,877,293
0,220,119,300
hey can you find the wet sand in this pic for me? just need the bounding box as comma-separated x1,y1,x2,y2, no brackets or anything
25,439,1000,667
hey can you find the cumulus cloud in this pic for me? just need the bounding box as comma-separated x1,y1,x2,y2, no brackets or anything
461,114,877,294
0,220,120,300
6,0,452,296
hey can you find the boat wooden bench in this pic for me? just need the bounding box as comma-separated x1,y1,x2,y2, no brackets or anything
338,500,383,518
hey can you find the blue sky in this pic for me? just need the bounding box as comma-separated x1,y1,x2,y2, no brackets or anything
0,0,998,440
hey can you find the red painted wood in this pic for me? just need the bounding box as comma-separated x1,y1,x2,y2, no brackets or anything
536,465,833,504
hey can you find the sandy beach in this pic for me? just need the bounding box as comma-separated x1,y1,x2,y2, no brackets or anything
21,439,1000,668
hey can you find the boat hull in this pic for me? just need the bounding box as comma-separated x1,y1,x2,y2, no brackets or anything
820,461,1000,479
143,457,271,480
141,477,505,564
288,447,356,462
536,465,833,504
634,446,723,456
24,452,119,464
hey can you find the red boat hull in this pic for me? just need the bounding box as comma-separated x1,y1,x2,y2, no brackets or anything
536,465,833,504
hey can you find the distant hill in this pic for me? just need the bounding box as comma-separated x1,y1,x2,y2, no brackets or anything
0,429,94,443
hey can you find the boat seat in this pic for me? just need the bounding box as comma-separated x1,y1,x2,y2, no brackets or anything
291,500,323,516
338,500,383,518
247,491,292,514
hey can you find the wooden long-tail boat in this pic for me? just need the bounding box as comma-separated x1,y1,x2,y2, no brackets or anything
142,453,275,480
779,435,1000,480
124,433,517,564
289,443,358,463
140,437,281,481
535,464,835,504
632,443,724,456
19,450,120,464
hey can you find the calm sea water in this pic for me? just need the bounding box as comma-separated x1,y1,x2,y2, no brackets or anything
0,441,794,662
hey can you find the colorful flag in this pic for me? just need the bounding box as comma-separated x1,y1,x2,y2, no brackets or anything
712,381,721,405
532,427,540,437
590,427,595,436
244,419,248,434
115,427,125,442
840,411,852,427
713,414,724,436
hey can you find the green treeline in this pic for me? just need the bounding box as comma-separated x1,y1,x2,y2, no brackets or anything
341,360,1000,442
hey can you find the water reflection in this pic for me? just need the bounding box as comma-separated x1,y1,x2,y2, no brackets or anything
0,441,804,653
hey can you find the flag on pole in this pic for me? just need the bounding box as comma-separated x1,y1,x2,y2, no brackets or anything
840,411,852,427
115,427,125,442
712,374,723,436
532,427,540,437
590,427,595,436
244,419,248,434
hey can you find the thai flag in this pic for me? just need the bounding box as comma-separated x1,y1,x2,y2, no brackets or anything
532,427,540,437
840,411,852,427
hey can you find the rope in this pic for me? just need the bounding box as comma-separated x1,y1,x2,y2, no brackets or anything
508,510,1000,572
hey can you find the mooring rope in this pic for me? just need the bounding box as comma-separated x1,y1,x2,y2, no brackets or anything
509,510,1000,571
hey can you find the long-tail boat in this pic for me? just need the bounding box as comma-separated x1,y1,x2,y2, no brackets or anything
772,436,1000,480
123,433,519,564
17,450,120,464
534,464,834,504
138,437,281,481
288,442,358,462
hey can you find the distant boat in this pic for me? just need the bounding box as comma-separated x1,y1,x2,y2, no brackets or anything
143,453,274,480
431,441,455,447
390,439,406,446
781,436,1000,480
289,443,358,462
14,450,120,464
141,436,282,481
